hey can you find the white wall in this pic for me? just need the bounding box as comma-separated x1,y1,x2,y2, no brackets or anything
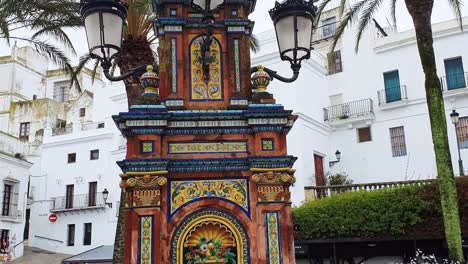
0,153,32,260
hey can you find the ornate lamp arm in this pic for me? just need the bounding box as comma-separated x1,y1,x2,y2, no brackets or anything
101,60,148,82
250,64,301,83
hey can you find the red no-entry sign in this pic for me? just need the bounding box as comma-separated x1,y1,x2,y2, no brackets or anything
49,214,58,223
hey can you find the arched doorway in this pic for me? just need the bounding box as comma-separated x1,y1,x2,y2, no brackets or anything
171,210,249,264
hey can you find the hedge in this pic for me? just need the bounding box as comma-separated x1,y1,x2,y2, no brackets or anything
293,177,468,240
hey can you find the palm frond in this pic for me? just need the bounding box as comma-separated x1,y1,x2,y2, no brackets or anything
338,0,348,17
328,0,370,53
10,37,72,69
32,26,78,55
390,0,398,27
446,0,464,30
70,54,94,92
315,0,336,25
354,0,384,52
250,34,260,53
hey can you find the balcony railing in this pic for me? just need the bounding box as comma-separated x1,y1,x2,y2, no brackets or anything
82,122,105,131
305,179,434,200
50,193,105,212
377,85,408,105
323,98,374,122
312,22,338,43
441,72,468,92
52,125,73,136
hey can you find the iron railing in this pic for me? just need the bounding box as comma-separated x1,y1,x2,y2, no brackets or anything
441,72,468,91
305,179,435,200
377,85,408,105
81,122,105,131
50,193,105,212
323,98,374,122
52,125,73,136
312,21,338,43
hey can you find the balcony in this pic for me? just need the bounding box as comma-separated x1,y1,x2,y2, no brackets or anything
323,99,374,127
441,72,468,97
377,85,408,108
312,22,337,43
305,179,434,200
52,125,73,136
50,193,106,213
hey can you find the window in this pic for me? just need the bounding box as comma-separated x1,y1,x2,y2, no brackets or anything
57,120,66,128
32,94,37,100
90,150,99,160
79,108,86,117
2,182,18,217
357,127,372,143
65,185,74,209
68,153,76,163
53,82,69,102
97,123,105,129
2,184,11,216
383,70,402,103
19,122,30,139
327,50,342,75
88,182,97,207
83,223,92,245
170,8,177,17
444,57,466,90
390,126,407,157
0,229,8,252
456,117,468,149
67,224,75,246
322,17,336,38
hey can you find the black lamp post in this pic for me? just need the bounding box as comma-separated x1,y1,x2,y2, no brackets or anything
329,150,341,167
80,0,147,81
450,110,464,176
102,188,113,208
251,0,316,83
81,0,315,83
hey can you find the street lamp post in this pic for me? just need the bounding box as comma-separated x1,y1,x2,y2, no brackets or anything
81,0,316,83
450,110,464,176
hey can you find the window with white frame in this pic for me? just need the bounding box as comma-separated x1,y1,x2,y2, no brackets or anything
53,82,69,102
390,126,407,157
2,181,19,218
19,122,30,139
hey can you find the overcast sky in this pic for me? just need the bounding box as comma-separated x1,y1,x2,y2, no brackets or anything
1,0,467,66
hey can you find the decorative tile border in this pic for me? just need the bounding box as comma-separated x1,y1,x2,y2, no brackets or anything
140,141,155,154
168,141,248,154
262,138,275,151
265,211,282,264
138,215,153,264
234,39,242,93
170,38,178,93
169,178,250,218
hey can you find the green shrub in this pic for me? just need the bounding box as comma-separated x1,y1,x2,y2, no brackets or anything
293,184,437,240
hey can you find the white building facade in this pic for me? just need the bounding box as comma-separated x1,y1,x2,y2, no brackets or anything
253,8,468,205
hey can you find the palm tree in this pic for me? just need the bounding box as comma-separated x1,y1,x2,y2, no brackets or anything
0,0,80,71
316,0,464,261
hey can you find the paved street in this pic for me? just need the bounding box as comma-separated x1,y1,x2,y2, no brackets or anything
7,246,70,264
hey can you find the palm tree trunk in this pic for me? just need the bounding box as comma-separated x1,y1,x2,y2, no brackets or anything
405,0,464,261
113,35,155,263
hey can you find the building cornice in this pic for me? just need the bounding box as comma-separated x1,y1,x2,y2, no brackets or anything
295,112,332,136
0,152,33,168
374,18,468,53
42,132,115,148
